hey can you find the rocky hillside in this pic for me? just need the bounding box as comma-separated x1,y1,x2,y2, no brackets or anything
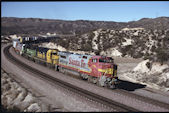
2,16,169,64
2,17,169,35
122,59,169,91
1,69,51,112
53,28,169,64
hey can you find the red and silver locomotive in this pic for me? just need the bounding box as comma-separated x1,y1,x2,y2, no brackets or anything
56,51,118,88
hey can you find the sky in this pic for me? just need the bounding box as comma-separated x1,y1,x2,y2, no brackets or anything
1,1,169,22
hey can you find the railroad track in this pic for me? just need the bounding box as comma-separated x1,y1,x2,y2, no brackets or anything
4,45,140,112
4,44,169,112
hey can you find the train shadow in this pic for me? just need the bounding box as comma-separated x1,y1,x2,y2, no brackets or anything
116,79,146,91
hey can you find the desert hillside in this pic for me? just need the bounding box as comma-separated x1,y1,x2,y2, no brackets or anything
2,17,169,35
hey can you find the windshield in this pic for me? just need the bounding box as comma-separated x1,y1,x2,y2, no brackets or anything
52,53,57,55
99,58,114,63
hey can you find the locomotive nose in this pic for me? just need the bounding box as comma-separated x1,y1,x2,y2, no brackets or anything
99,63,111,68
98,64,114,75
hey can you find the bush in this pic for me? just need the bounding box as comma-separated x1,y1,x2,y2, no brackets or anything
82,43,92,51
143,52,150,60
155,48,169,64
146,61,151,69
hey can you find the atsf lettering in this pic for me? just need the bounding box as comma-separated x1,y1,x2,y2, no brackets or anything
81,59,86,68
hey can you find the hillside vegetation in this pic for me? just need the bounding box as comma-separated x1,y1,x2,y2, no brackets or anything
55,28,169,64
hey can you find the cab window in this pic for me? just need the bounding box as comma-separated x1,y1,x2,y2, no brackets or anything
92,59,97,63
108,58,114,63
99,59,106,63
99,58,114,63
52,52,57,55
82,56,87,59
61,55,66,59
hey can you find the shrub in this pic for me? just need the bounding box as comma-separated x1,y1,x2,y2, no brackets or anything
82,43,92,51
146,61,151,69
155,48,169,64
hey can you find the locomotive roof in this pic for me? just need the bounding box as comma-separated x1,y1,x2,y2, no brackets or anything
36,47,50,53
92,55,114,59
58,51,114,60
25,44,38,49
12,39,20,41
58,51,92,56
36,47,58,52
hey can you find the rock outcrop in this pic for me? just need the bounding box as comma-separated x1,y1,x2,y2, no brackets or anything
1,69,50,112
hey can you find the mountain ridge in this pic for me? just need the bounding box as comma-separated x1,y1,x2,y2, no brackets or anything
2,16,169,35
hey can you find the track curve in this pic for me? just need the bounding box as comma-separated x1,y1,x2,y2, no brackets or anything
4,44,140,112
3,44,169,112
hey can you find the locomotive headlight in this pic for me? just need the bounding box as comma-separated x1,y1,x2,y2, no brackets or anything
98,68,113,75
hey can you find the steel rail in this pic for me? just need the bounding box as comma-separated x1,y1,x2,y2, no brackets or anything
4,45,140,112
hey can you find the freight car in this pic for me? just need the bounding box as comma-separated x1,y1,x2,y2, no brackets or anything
19,36,59,44
19,36,38,44
13,39,19,50
13,39,25,55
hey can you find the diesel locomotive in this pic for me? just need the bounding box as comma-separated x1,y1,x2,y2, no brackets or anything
12,37,119,88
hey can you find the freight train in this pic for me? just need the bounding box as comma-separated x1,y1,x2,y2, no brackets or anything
12,38,119,88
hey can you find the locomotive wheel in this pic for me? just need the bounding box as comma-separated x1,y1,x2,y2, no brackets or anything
43,62,46,66
97,76,107,87
33,58,35,62
36,59,39,64
63,68,67,74
30,57,33,61
35,59,38,63
97,81,106,87
25,55,28,59
62,68,65,73
96,80,101,86
46,63,49,68
59,67,62,72
29,57,31,60
92,77,98,84
55,66,59,71
80,74,84,79
56,66,59,71
87,76,92,83
80,74,88,80
109,84,116,89
60,67,65,73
